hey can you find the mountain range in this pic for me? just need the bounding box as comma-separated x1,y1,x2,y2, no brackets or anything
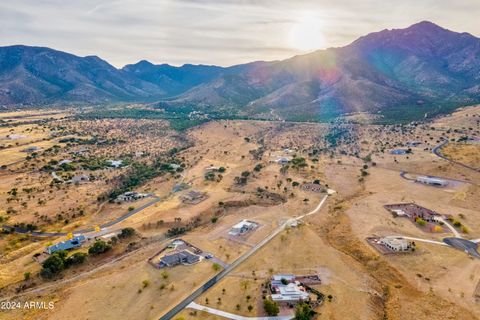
1,21,480,121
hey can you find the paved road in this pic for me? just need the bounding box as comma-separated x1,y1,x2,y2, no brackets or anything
390,235,480,259
187,302,293,320
2,195,161,237
443,237,480,259
159,193,330,320
432,140,480,173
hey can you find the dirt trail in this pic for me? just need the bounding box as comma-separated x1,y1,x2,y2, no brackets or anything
316,188,478,320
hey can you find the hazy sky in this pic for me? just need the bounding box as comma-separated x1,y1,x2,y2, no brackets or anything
1,0,479,67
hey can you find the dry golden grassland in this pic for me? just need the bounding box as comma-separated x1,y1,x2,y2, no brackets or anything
1,106,480,320
442,143,480,169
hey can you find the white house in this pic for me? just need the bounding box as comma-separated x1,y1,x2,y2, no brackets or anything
107,160,123,168
228,220,258,236
416,176,448,187
380,237,411,252
270,275,310,303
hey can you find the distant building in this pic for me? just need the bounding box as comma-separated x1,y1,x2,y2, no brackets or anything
22,146,40,153
205,166,221,172
45,235,86,254
286,219,299,228
70,174,90,184
416,176,448,187
180,190,207,204
384,203,441,222
168,239,186,249
301,183,324,193
169,163,181,170
390,149,408,155
380,237,412,252
228,220,258,236
275,157,291,165
58,159,72,165
406,141,421,147
107,160,123,168
270,275,310,303
159,250,200,267
116,191,149,202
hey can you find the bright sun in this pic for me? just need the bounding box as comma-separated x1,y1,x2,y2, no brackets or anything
289,15,325,51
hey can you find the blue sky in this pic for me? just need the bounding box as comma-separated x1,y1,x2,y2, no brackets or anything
1,0,479,67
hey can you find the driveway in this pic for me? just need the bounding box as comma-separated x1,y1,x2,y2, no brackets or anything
187,302,293,320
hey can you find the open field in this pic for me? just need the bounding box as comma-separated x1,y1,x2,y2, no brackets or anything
441,143,480,170
0,105,480,320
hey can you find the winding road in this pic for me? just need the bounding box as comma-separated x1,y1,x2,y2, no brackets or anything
432,140,480,173
187,302,292,320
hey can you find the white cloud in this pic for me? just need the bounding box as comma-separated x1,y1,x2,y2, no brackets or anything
0,0,479,67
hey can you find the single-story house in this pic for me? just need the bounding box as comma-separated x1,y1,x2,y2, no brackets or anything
415,176,448,187
380,237,411,252
45,235,86,254
228,220,258,236
159,250,200,267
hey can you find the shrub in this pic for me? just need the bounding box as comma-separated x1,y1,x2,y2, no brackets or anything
416,218,427,227
66,252,87,266
88,240,112,255
118,227,135,239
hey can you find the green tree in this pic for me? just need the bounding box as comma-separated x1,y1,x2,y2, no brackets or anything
263,298,279,316
119,227,135,239
88,240,112,255
295,303,315,320
66,252,87,266
41,253,65,278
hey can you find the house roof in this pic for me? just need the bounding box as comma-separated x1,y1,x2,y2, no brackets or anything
46,235,86,253
160,250,200,266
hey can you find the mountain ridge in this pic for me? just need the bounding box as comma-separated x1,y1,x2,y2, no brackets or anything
1,21,480,121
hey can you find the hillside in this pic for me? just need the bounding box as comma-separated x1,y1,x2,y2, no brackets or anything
0,45,163,105
1,21,480,121
163,21,480,121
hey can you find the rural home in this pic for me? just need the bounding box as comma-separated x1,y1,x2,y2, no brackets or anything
228,220,258,236
45,235,86,254
270,274,310,303
159,250,200,267
415,176,448,187
380,237,412,252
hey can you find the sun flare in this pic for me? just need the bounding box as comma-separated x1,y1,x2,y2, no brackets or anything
289,14,326,51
